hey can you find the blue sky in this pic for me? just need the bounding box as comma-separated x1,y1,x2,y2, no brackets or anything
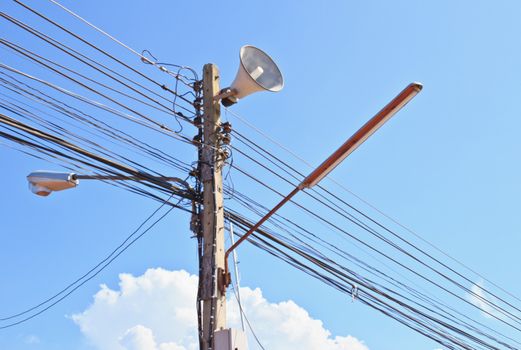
1,1,521,349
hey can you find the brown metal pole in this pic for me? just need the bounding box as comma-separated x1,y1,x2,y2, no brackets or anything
301,82,422,189
224,186,301,283
223,82,422,287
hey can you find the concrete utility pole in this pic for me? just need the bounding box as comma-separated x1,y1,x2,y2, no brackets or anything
200,63,226,350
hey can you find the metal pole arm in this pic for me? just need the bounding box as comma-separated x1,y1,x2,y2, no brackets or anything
222,82,423,289
300,82,422,189
73,174,190,188
223,186,301,286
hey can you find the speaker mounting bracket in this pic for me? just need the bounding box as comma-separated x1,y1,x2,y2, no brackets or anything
214,88,238,106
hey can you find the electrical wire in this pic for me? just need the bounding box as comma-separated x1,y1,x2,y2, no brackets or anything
0,112,192,200
0,38,194,122
226,211,518,350
46,0,198,85
0,194,185,329
225,106,521,307
0,64,195,146
2,113,516,348
0,73,193,173
229,146,521,326
228,151,521,331
1,9,520,343
229,282,266,350
13,0,196,100
0,12,195,118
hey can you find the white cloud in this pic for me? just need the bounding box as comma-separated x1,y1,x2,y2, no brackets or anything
23,334,41,345
466,280,504,319
119,326,157,350
119,325,184,350
227,287,368,350
72,268,368,350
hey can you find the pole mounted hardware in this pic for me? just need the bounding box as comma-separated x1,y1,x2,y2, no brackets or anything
215,45,284,107
27,171,192,197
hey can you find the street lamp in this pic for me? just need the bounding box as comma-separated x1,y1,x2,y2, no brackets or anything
27,170,190,197
27,171,79,196
222,82,423,287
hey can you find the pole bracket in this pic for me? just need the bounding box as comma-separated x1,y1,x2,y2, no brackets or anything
218,267,230,294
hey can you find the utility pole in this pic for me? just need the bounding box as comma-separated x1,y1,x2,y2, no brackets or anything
200,63,226,350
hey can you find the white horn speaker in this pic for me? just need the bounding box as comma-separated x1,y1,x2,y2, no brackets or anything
221,45,283,106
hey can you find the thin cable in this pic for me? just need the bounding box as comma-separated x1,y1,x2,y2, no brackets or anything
0,195,183,329
225,107,521,305
14,0,195,99
0,64,194,145
0,72,193,173
230,140,521,323
227,213,514,350
0,117,512,348
46,0,197,85
229,282,266,350
229,122,521,322
228,221,245,331
0,38,195,120
0,191,178,321
0,12,195,117
229,161,521,330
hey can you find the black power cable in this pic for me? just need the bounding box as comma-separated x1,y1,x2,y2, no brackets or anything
0,194,184,329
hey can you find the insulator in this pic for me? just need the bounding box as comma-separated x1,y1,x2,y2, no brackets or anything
193,81,202,93
221,149,230,160
141,56,152,64
192,134,202,145
221,121,232,133
221,135,231,145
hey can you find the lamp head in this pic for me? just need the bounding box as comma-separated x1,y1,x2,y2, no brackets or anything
27,171,79,196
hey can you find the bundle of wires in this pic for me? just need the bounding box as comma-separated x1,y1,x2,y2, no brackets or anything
0,1,520,349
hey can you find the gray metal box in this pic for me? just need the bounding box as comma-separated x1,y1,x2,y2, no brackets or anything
214,328,249,350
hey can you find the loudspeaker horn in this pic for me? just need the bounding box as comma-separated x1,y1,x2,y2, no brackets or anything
221,45,283,106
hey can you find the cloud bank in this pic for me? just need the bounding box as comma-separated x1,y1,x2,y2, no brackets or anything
72,268,368,350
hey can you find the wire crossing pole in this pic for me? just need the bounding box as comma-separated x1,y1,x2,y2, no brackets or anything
200,64,226,350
